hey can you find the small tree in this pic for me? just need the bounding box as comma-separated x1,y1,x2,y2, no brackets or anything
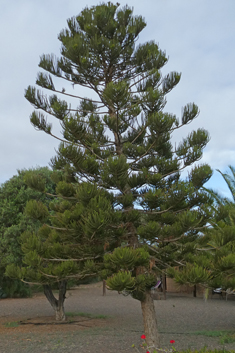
24,2,212,348
208,203,235,291
201,193,235,292
6,175,114,320
208,167,235,291
170,202,235,296
0,167,55,297
169,166,235,296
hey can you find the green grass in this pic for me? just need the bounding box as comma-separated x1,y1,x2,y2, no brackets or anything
192,330,228,337
192,330,235,344
220,332,235,344
178,347,235,353
4,321,19,328
65,312,108,319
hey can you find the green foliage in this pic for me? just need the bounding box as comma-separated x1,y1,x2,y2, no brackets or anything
56,181,75,197
104,247,150,270
200,167,235,291
168,263,211,286
25,200,49,222
0,278,31,298
190,164,213,189
0,167,56,297
105,247,156,299
25,2,213,308
217,166,235,202
106,271,135,292
6,178,116,288
23,171,47,192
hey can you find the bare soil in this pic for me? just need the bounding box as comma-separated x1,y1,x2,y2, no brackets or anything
0,282,235,352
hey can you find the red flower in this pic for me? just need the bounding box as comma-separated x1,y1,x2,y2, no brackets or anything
146,351,150,353
170,340,175,344
141,334,146,339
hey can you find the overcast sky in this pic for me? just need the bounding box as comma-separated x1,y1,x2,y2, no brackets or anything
1,0,235,197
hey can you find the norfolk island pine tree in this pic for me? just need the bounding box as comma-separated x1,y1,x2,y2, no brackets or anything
207,166,235,292
6,170,115,321
167,192,235,297
23,2,213,349
180,167,235,293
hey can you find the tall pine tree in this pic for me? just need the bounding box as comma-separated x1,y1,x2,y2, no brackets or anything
24,2,212,349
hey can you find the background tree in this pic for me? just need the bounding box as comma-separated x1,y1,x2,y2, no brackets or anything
205,165,235,205
24,2,212,349
6,174,114,321
169,202,235,296
0,167,55,297
217,166,235,202
169,166,235,296
201,166,235,292
207,203,235,291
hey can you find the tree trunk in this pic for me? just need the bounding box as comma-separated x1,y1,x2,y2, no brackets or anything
43,280,67,321
193,284,197,298
141,290,160,351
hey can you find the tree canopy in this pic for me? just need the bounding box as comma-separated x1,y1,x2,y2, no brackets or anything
0,167,56,297
170,166,235,297
6,171,115,320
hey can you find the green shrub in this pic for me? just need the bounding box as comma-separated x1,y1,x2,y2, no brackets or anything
0,278,32,298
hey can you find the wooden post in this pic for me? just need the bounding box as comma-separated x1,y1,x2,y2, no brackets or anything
162,273,166,300
103,280,106,296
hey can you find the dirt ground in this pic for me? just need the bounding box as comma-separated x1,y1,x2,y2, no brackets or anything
1,282,235,352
